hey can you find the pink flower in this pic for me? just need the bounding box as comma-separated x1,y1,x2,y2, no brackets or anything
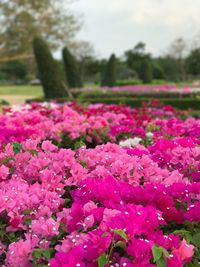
31,217,59,238
174,239,194,262
0,165,9,181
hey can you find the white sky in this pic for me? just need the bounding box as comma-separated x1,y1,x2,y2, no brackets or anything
70,0,200,58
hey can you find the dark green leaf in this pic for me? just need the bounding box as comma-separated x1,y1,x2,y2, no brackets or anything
12,142,22,155
29,149,38,156
9,166,15,173
22,209,31,215
2,157,15,164
192,233,200,247
24,218,32,225
32,249,43,259
79,160,87,168
115,240,126,250
43,249,52,259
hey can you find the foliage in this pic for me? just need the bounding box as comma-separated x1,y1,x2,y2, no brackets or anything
62,47,83,88
186,48,200,75
0,61,27,82
140,60,153,83
124,42,151,78
157,56,182,81
33,37,67,98
152,63,165,79
101,54,117,87
0,0,80,60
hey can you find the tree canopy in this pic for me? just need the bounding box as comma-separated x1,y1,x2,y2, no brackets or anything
0,0,80,61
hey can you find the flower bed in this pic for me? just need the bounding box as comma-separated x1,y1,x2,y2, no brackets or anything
0,102,199,267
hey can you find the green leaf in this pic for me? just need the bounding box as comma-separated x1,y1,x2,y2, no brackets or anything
24,218,32,225
74,140,85,150
192,233,200,247
9,166,15,173
29,149,38,156
152,245,162,262
173,229,192,243
152,245,168,267
22,209,31,215
115,240,126,250
32,248,43,259
159,247,169,258
98,253,108,267
12,142,22,155
157,257,166,267
2,156,15,164
111,229,128,241
185,263,196,267
102,232,108,237
79,160,87,168
43,249,52,259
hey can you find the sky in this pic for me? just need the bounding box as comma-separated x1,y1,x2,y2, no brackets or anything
70,0,200,58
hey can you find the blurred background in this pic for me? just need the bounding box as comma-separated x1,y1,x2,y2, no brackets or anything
0,0,200,107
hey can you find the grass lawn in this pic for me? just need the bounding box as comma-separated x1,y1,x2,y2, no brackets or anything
0,85,43,96
0,85,43,105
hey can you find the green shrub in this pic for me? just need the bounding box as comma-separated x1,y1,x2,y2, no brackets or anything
78,97,200,110
0,99,10,105
115,79,142,86
62,47,82,88
140,60,153,84
78,90,198,100
33,37,67,98
101,54,117,87
26,96,200,110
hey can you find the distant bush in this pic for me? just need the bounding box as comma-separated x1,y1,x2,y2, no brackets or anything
26,96,200,110
101,54,117,87
140,60,153,84
0,99,10,105
115,79,141,86
78,90,198,100
78,97,200,110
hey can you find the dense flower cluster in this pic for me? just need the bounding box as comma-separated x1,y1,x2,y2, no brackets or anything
107,85,196,94
0,102,199,267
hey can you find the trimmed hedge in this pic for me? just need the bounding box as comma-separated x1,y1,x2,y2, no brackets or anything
33,37,67,98
62,47,83,88
26,97,200,110
79,98,200,110
78,90,199,99
26,97,72,104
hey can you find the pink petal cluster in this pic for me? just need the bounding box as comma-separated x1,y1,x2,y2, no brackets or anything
0,102,198,267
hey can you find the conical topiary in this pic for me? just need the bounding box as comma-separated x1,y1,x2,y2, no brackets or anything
140,60,153,84
33,37,67,99
101,54,116,87
62,47,82,88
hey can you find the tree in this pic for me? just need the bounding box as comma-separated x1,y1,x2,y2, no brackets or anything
140,60,153,84
33,37,67,99
0,0,80,61
152,62,165,80
168,38,187,80
83,59,106,85
71,41,96,83
124,42,151,78
186,48,200,76
0,60,27,82
62,47,82,88
101,54,117,87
